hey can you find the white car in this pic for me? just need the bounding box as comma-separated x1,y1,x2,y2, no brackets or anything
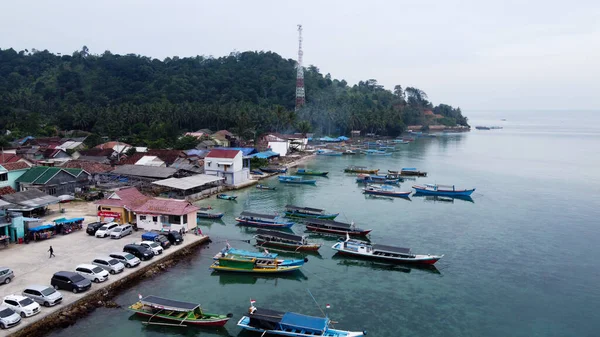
95,222,119,238
109,252,141,268
75,264,109,283
110,224,133,239
2,295,40,318
138,241,163,255
92,257,125,274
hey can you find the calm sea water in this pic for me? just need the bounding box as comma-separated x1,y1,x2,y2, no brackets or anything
49,110,600,337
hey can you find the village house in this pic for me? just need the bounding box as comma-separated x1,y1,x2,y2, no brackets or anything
16,166,90,196
94,187,151,224
204,149,249,185
134,198,198,232
0,162,31,191
0,152,33,166
210,130,235,147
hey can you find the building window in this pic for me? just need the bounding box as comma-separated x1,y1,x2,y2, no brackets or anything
140,215,146,221
0,173,7,181
152,216,158,222
183,214,188,224
102,207,111,211
168,215,181,224
48,187,56,195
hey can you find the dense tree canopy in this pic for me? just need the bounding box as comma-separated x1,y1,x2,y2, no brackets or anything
0,47,469,146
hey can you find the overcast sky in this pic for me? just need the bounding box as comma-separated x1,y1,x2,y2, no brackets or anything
1,0,599,110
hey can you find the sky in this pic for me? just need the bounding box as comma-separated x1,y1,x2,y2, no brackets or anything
1,0,599,110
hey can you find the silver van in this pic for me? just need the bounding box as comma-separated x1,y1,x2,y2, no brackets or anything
22,285,63,307
0,305,21,329
0,268,14,285
91,257,124,274
110,224,133,239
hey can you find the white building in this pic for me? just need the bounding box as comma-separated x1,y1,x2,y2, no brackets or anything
134,155,166,167
134,198,198,232
204,149,249,185
266,134,289,157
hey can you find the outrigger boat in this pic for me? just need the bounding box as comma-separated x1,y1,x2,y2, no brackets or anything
256,184,277,190
278,176,317,185
128,295,233,327
316,149,343,156
236,211,295,229
260,166,288,173
389,168,427,177
197,207,224,219
332,235,443,265
412,183,475,197
210,255,303,273
362,185,411,198
344,166,379,174
304,219,372,237
284,205,339,220
295,169,329,176
238,302,366,337
355,174,400,185
363,149,392,156
255,229,322,252
214,245,307,267
216,194,237,200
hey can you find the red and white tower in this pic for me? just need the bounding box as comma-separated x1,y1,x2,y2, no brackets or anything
295,24,305,111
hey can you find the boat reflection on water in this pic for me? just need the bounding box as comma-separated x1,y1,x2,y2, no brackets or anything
305,232,372,243
412,192,474,204
331,255,441,275
211,270,308,286
128,315,234,336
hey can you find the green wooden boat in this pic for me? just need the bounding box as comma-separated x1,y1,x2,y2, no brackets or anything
296,169,329,176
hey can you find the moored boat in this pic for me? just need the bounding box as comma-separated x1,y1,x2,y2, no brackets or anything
128,295,233,327
284,205,338,220
278,176,317,185
256,184,277,190
332,236,443,265
254,229,322,251
363,149,392,156
304,219,372,237
389,168,427,177
260,166,288,173
238,303,366,337
216,194,237,200
316,149,343,156
236,211,295,229
344,166,379,174
362,185,411,198
412,183,475,196
355,174,400,185
214,245,307,267
197,207,224,219
296,169,329,176
210,255,303,273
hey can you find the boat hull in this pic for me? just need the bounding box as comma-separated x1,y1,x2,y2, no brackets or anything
332,243,442,265
284,211,339,220
412,186,475,196
305,225,372,237
197,213,224,219
210,263,302,273
217,195,237,200
362,190,411,198
296,171,329,176
255,238,322,251
344,169,379,174
237,317,365,337
279,180,317,185
130,310,231,327
236,218,294,228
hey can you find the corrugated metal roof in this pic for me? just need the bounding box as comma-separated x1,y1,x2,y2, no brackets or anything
152,174,223,190
16,166,50,184
0,189,60,209
111,165,177,179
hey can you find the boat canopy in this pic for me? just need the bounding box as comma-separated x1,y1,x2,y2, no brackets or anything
306,219,357,229
285,205,324,213
280,312,328,333
372,244,411,254
256,229,304,242
141,295,199,312
401,168,417,171
240,211,277,220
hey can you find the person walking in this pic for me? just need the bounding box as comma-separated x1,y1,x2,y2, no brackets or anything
48,246,55,258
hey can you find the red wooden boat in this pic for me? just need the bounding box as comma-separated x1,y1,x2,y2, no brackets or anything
304,219,372,237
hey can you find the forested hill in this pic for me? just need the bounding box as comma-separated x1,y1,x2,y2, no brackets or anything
0,47,469,147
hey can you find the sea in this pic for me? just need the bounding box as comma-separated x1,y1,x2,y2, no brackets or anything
49,110,600,337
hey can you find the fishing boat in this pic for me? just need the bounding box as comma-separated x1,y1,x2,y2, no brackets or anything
412,184,475,196
344,166,379,174
214,245,307,267
236,211,295,229
475,126,491,130
304,219,372,237
362,185,411,198
260,166,288,173
210,255,303,273
216,194,237,200
342,149,358,155
316,149,343,156
393,139,411,144
332,235,443,265
197,207,224,219
296,169,328,176
278,176,317,185
284,205,338,220
355,174,400,185
238,303,366,337
363,149,392,156
255,229,322,252
251,170,264,175
256,184,277,190
389,168,427,177
128,295,233,327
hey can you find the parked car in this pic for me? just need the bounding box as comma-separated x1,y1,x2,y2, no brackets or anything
95,222,119,238
138,241,164,255
110,224,133,239
21,285,63,307
92,257,125,274
2,295,40,318
50,271,92,294
108,252,141,268
123,244,154,261
142,232,172,249
0,305,21,329
85,222,104,236
164,231,183,245
75,264,109,283
0,267,14,285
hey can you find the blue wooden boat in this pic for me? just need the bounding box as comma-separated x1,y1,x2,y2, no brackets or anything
217,194,237,200
236,211,295,228
213,246,306,267
363,149,392,156
260,166,288,173
412,184,475,196
355,174,400,185
278,176,317,185
197,207,224,219
362,185,411,198
316,149,343,156
256,184,277,190
238,304,366,337
284,205,339,220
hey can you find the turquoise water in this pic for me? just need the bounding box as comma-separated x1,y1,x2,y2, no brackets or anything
49,111,600,337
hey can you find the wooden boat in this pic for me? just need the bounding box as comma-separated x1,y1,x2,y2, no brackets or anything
355,174,400,185
295,169,328,176
254,229,322,251
316,149,343,156
214,245,307,267
389,168,427,177
278,176,317,185
392,139,410,144
412,184,475,197
128,295,232,327
284,205,338,220
197,207,224,219
304,219,372,237
238,304,366,337
363,149,392,156
236,211,295,229
475,126,491,130
260,166,288,173
344,166,379,174
342,149,358,155
251,170,264,175
332,236,443,265
256,184,277,190
362,185,411,198
216,194,237,200
210,255,303,273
